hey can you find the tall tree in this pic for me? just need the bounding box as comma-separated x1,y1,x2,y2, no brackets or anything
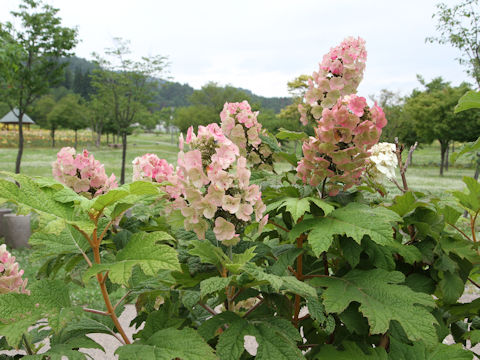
427,0,480,88
0,0,78,173
88,96,112,148
91,38,168,184
30,94,56,131
46,94,84,148
404,77,480,175
62,94,88,149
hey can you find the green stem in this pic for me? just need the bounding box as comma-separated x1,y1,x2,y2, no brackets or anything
22,334,33,355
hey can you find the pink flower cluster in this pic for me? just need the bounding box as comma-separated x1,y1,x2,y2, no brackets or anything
172,123,267,244
131,153,184,199
299,37,367,126
220,101,273,169
52,147,117,197
132,153,174,183
297,94,387,196
0,244,29,294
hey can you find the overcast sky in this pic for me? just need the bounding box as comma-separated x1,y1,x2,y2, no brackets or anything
0,0,472,98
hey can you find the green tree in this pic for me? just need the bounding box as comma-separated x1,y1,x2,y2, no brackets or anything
174,83,251,133
404,77,480,175
91,38,168,184
276,75,315,136
30,94,57,129
63,95,88,149
88,96,112,147
47,93,85,148
174,105,217,133
0,0,78,173
427,0,480,88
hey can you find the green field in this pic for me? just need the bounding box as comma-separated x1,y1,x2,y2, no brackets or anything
0,132,476,195
0,132,179,179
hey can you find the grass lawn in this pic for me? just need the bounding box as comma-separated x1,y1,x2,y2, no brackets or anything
0,132,179,179
0,132,477,307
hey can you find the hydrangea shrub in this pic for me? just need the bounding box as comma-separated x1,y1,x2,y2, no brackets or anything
0,36,478,360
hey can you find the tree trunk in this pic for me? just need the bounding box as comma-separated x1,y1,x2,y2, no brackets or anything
106,133,109,145
51,127,56,148
96,131,101,148
74,129,78,149
445,145,449,172
408,149,414,166
121,131,127,185
15,113,24,174
439,141,448,176
474,152,480,181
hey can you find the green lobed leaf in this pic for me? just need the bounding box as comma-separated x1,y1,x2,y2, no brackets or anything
277,152,298,167
198,311,241,341
314,341,387,359
291,203,401,256
50,317,113,353
438,205,462,226
281,276,317,299
29,225,90,261
339,303,369,335
0,280,74,346
311,269,437,345
454,90,480,113
0,173,93,233
389,191,429,217
216,317,255,360
463,330,480,346
83,231,180,285
92,188,130,211
284,197,311,222
438,271,464,304
24,344,88,359
227,247,257,274
452,177,480,213
451,137,480,163
254,323,304,360
275,128,308,141
243,263,283,291
189,240,226,268
388,338,473,359
307,296,326,323
200,276,231,297
119,327,217,360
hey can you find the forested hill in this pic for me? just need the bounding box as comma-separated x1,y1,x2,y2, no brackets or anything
60,56,292,113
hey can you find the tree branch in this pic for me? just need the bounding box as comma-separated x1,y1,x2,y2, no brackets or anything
198,302,217,316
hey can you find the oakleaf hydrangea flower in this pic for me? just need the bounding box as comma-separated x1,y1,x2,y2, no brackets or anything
366,142,398,182
52,147,117,197
296,87,387,196
171,123,267,244
299,37,367,126
220,101,275,170
132,153,174,183
0,244,29,294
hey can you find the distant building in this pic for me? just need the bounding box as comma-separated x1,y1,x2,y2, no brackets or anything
0,109,35,130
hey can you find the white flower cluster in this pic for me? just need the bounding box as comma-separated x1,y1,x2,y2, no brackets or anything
367,142,397,182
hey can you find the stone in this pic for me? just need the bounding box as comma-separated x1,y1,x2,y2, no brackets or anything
0,208,13,238
3,213,31,249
